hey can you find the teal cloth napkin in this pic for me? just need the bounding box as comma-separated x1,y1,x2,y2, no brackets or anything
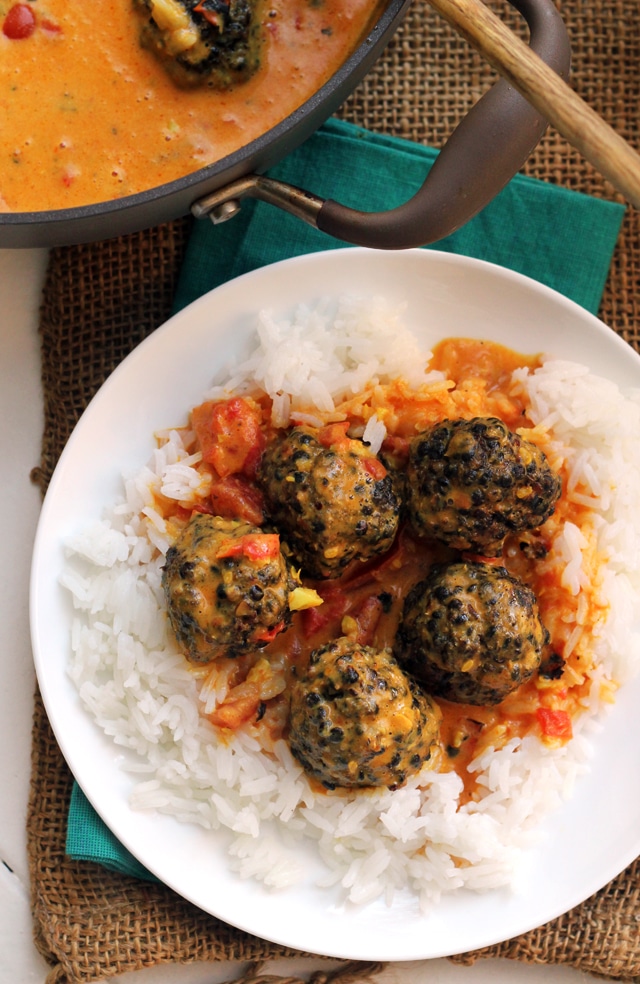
66,782,156,881
66,116,625,878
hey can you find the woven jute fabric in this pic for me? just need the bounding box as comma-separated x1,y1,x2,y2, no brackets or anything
28,1,640,981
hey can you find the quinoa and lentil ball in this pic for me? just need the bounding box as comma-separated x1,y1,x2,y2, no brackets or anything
288,636,442,790
258,426,401,578
405,416,561,556
162,513,298,664
134,0,261,90
394,561,549,705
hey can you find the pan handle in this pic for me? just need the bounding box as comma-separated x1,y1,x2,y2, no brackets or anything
192,0,570,249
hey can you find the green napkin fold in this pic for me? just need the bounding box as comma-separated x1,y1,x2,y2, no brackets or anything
66,782,156,881
66,117,625,879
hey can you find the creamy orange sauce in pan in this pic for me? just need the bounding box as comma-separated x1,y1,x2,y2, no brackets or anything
0,0,382,211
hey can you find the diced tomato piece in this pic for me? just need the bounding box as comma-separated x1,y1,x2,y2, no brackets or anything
3,4,36,39
253,621,285,644
317,421,350,448
191,397,265,478
362,456,387,481
190,501,215,515
216,532,280,562
301,587,349,638
208,475,265,525
381,434,410,465
353,594,383,645
536,707,573,740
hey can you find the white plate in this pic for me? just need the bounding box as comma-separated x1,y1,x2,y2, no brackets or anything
30,248,640,961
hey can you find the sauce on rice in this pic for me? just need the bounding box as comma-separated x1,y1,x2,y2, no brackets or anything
160,337,611,803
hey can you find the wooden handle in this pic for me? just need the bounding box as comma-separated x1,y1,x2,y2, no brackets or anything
427,0,640,208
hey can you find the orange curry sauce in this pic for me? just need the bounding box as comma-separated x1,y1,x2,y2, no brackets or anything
159,338,612,804
0,0,382,211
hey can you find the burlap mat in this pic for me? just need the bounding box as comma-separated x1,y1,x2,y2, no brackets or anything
27,1,640,981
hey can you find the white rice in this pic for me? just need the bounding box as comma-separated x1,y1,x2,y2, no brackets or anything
62,297,640,910
204,295,445,430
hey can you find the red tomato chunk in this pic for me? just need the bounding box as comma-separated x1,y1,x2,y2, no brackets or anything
3,4,36,38
216,532,280,562
536,707,573,740
208,475,265,525
191,397,265,478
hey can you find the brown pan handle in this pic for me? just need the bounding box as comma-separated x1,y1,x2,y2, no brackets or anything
193,0,570,249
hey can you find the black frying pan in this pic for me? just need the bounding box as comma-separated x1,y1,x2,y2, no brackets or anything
0,0,569,249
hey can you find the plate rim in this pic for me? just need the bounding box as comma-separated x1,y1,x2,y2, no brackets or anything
30,246,640,961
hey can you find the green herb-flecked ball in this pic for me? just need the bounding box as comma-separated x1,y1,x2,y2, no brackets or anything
288,636,442,789
162,513,297,663
394,561,548,705
406,416,561,556
258,427,401,578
